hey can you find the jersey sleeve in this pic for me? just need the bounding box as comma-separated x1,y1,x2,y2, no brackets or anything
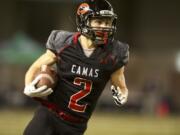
46,30,59,53
113,41,129,70
46,30,73,54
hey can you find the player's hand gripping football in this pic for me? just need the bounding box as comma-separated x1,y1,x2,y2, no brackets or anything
24,75,53,98
111,85,128,106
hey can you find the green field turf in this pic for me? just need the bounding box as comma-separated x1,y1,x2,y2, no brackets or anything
0,109,179,135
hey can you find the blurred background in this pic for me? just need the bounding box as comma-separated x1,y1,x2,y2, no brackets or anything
0,0,180,135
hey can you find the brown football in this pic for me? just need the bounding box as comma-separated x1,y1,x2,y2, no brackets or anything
35,65,57,88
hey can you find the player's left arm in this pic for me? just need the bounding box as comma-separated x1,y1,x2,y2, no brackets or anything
110,66,128,106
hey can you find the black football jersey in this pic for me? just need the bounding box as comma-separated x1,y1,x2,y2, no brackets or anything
46,30,129,121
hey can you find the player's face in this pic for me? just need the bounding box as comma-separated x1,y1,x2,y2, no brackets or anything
88,17,113,43
89,17,113,28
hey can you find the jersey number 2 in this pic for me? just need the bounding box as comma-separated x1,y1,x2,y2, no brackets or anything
68,77,92,113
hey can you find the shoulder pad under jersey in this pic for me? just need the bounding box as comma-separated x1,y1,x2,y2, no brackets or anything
112,40,129,69
46,30,74,54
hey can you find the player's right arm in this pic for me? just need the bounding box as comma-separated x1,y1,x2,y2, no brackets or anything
24,30,69,97
25,49,57,86
24,49,57,98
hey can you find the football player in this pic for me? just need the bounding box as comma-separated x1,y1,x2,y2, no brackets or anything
23,0,129,135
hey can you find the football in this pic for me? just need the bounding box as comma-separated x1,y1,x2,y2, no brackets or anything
35,65,57,88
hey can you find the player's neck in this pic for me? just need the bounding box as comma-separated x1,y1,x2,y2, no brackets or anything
79,35,96,50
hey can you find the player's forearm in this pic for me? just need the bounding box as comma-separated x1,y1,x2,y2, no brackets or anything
25,65,40,86
111,67,129,105
25,50,57,86
111,67,128,94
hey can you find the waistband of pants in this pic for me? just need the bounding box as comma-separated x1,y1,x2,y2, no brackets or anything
34,98,86,123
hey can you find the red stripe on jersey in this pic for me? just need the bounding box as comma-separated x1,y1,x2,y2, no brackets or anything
73,32,81,45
